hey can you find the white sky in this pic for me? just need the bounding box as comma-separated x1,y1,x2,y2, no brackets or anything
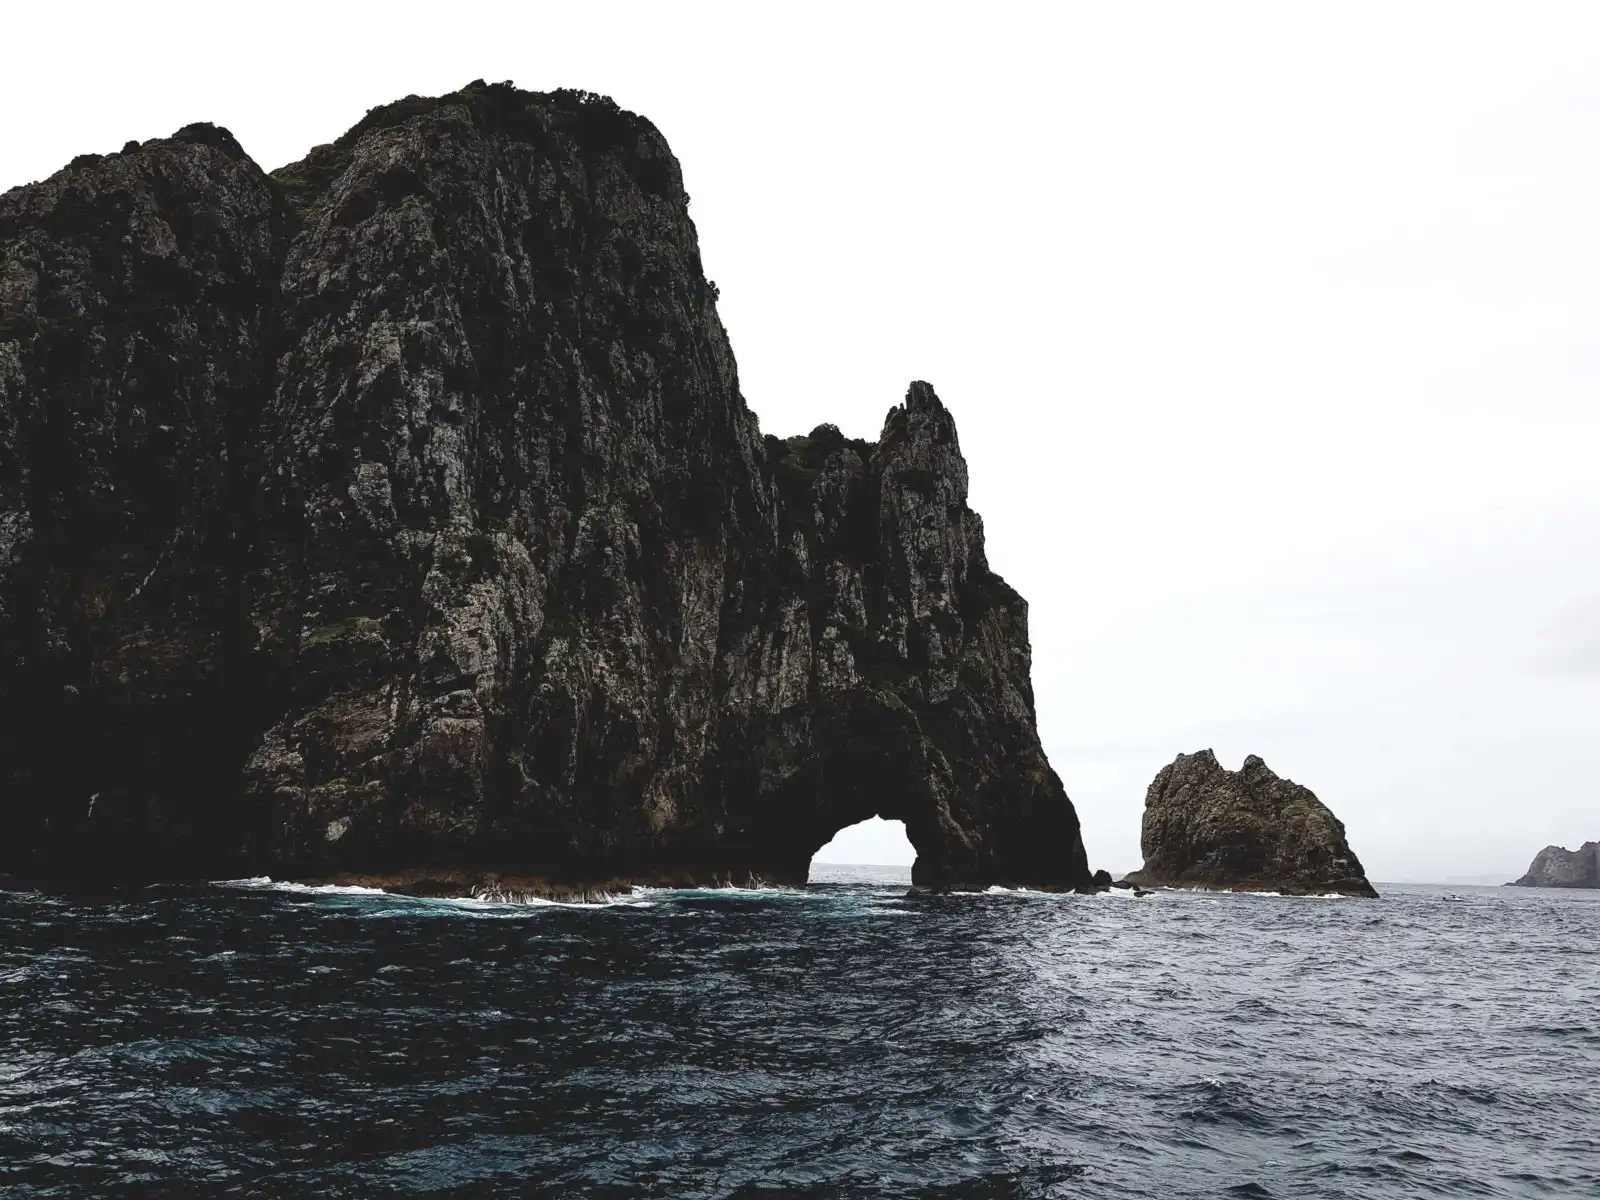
7,2,1598,882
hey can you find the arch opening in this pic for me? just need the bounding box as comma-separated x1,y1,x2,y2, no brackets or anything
808,817,916,882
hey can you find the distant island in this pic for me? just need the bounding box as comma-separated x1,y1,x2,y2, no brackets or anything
1122,751,1378,897
1509,843,1600,889
0,82,1091,896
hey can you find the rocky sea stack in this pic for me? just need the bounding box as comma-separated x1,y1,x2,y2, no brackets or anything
0,82,1091,895
1123,751,1377,897
1510,843,1600,888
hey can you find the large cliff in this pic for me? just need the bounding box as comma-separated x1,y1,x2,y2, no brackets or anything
1123,751,1377,897
0,82,1090,894
1510,843,1599,888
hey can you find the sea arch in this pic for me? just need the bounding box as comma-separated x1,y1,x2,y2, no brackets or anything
809,816,916,871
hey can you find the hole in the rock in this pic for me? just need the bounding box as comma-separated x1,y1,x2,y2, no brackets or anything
810,817,915,870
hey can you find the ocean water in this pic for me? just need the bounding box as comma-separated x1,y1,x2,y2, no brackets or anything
1,868,1596,1199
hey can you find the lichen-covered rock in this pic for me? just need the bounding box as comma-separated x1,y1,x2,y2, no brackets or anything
1510,842,1599,888
1124,750,1377,897
0,82,1090,893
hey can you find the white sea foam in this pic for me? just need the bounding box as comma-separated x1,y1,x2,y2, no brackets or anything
213,877,388,896
978,885,1085,899
212,876,657,911
419,892,656,912
649,884,805,894
1145,885,1355,900
211,876,882,911
630,885,807,901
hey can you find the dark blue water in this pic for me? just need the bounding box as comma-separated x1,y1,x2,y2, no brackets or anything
2,869,1596,1198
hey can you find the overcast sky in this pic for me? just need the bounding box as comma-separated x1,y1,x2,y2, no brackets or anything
6,2,1597,882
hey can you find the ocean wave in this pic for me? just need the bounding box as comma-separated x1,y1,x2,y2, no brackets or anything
4,875,1594,1195
1148,886,1355,900
210,877,655,911
212,876,388,896
419,893,657,912
632,884,810,902
947,885,1073,898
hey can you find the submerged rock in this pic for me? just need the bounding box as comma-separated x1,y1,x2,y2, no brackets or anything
0,82,1090,894
1123,751,1377,897
1510,843,1600,888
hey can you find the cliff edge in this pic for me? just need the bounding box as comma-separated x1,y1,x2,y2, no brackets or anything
1123,751,1377,897
0,82,1091,894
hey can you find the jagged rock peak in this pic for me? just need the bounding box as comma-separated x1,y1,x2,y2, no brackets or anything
1123,750,1378,897
0,82,1092,896
1510,842,1600,888
904,380,944,413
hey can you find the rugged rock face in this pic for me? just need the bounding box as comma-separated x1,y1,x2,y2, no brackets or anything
0,125,280,879
1123,750,1377,897
0,82,1090,893
1510,843,1600,888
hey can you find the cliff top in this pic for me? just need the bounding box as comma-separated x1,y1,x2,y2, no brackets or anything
271,81,670,222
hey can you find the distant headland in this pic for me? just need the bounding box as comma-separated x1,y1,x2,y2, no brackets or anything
1509,842,1600,889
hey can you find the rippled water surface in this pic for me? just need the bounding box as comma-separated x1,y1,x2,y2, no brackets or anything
2,869,1597,1198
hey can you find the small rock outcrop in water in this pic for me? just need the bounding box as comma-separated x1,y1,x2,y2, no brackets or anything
0,82,1090,894
1510,843,1600,888
1123,751,1377,897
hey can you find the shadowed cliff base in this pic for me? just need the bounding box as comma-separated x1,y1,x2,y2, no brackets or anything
0,81,1091,894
